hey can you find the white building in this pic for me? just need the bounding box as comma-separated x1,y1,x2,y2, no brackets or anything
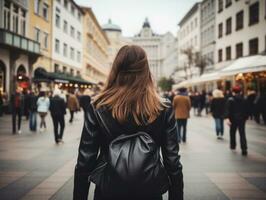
51,0,83,77
132,18,177,80
160,32,178,78
200,0,216,73
215,0,266,70
177,2,201,80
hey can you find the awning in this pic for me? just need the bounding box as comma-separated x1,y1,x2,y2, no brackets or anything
172,80,190,90
190,72,221,84
221,55,266,76
33,68,94,85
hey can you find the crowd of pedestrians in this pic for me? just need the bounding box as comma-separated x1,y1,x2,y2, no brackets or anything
165,85,266,156
1,86,100,145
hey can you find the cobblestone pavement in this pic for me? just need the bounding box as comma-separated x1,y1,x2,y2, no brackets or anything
0,111,266,200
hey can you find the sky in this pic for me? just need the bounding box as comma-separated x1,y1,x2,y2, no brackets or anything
75,0,199,37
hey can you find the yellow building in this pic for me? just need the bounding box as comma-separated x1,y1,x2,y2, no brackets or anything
28,0,53,74
81,7,110,84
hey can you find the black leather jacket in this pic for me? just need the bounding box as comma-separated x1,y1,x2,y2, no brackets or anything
73,102,183,200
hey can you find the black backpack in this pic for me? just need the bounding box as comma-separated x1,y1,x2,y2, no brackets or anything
89,111,170,198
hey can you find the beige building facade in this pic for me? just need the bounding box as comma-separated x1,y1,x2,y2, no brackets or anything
28,0,53,73
82,7,110,83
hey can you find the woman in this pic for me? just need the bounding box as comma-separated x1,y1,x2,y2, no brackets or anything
37,91,50,132
210,89,226,139
73,45,183,200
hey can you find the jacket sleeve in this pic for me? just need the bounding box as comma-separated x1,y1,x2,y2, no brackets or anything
73,104,100,200
161,104,183,200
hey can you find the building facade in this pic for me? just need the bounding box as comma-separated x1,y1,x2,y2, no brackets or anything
160,32,178,78
51,0,83,78
82,7,110,84
200,0,216,73
28,0,53,74
131,18,163,80
0,0,40,96
215,0,266,70
102,19,131,68
177,2,201,80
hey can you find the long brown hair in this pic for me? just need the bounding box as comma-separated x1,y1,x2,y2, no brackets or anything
94,45,165,125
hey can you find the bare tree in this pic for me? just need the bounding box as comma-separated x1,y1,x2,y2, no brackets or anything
194,52,214,75
181,47,194,79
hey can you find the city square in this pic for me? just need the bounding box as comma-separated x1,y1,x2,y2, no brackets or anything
1,0,266,199
0,112,266,200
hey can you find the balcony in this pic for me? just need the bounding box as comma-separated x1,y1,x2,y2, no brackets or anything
0,28,40,55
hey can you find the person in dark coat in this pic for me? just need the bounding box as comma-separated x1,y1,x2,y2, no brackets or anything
50,89,66,144
73,45,183,200
28,91,38,131
225,86,249,156
246,88,256,120
79,89,92,111
210,89,226,139
11,88,25,134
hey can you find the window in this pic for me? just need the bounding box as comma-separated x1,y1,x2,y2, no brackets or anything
249,38,258,55
77,31,81,41
4,2,11,30
64,0,68,9
56,0,61,3
218,23,223,38
63,66,67,73
77,51,81,62
43,32,48,49
249,2,259,26
236,43,243,58
226,17,232,35
218,49,223,62
77,71,80,76
226,46,231,60
70,69,74,75
63,43,68,57
70,47,75,59
78,12,81,21
225,0,232,8
54,64,59,72
55,39,60,53
195,18,198,27
20,18,26,36
63,20,68,33
236,10,244,30
34,0,41,14
71,5,75,16
70,26,75,37
43,3,49,20
218,0,223,13
56,14,60,28
34,27,41,42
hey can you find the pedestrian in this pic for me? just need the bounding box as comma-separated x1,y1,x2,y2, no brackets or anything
28,91,38,132
67,91,80,123
205,91,212,115
73,45,183,200
79,89,92,111
0,91,3,116
225,86,249,156
258,92,266,124
246,88,256,120
210,89,226,139
50,89,66,144
173,87,191,143
37,91,50,132
11,88,24,134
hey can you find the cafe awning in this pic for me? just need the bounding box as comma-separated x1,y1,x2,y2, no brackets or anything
33,68,94,85
221,55,266,76
190,72,221,84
